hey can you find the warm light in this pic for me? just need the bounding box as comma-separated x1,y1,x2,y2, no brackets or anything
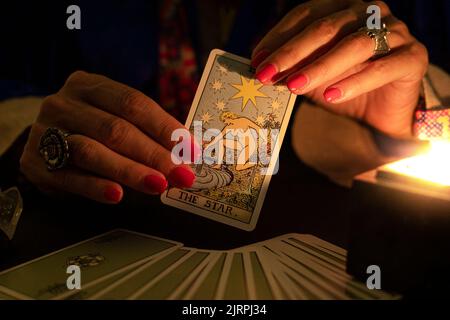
384,141,450,187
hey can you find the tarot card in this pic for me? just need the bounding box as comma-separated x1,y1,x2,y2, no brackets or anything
92,247,193,300
0,229,181,300
244,249,277,300
130,249,211,300
225,246,279,300
181,252,227,300
63,247,179,300
161,49,297,231
221,252,249,300
297,234,347,258
0,291,16,300
0,285,24,300
167,251,222,300
257,244,323,299
278,235,348,274
264,240,355,299
265,238,398,299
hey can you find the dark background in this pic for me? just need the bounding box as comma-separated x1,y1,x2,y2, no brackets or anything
0,0,449,100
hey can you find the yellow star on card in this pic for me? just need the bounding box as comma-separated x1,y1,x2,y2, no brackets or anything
231,76,267,111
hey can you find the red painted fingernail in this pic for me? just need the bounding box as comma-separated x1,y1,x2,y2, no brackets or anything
256,64,278,84
104,186,122,203
287,74,308,92
144,175,168,194
168,167,195,188
324,87,342,102
251,50,270,68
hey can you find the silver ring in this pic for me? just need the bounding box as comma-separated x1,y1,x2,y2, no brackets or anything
359,23,391,58
39,127,72,170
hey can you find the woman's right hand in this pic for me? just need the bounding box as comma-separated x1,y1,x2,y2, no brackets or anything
20,71,196,204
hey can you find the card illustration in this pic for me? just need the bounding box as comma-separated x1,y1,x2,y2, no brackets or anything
161,49,297,231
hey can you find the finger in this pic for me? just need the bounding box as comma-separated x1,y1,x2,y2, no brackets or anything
67,134,169,195
322,43,428,105
39,97,195,188
20,139,123,204
62,71,195,151
251,0,355,66
286,17,409,94
255,1,392,84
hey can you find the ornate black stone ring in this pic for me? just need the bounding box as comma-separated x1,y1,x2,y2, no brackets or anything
39,127,72,171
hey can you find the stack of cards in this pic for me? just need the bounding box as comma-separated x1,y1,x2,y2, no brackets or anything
0,229,399,300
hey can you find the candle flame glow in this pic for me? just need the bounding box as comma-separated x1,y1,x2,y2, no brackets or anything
385,141,450,187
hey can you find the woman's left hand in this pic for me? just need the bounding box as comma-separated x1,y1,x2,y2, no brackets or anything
251,0,428,138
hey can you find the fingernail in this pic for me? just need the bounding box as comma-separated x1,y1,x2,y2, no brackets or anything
324,87,342,103
168,166,195,188
144,175,168,194
104,186,122,203
251,50,270,68
256,64,278,84
287,74,308,92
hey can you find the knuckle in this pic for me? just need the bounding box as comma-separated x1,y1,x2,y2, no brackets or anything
109,164,127,182
155,116,175,143
277,45,300,65
394,20,409,34
39,94,65,118
72,140,96,164
144,148,159,168
371,1,390,15
100,118,130,147
119,89,146,119
409,43,429,70
65,70,89,86
342,7,360,21
291,4,309,18
410,42,428,60
311,59,330,80
369,60,390,76
311,18,336,39
346,32,370,52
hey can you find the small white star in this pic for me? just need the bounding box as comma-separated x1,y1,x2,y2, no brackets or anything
274,85,286,93
214,99,226,111
217,64,229,75
270,99,282,111
200,112,213,124
211,79,224,92
255,115,266,126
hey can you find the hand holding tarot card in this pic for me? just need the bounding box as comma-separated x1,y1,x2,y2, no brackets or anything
161,49,297,231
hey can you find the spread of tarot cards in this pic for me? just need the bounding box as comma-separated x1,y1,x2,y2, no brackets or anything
0,229,399,300
161,49,297,231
